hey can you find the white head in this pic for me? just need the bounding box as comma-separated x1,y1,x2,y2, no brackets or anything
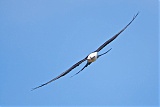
87,52,98,62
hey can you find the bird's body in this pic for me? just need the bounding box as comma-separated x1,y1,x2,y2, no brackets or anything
87,52,98,62
32,12,139,91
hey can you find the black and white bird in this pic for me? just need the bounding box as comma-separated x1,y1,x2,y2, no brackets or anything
32,13,139,90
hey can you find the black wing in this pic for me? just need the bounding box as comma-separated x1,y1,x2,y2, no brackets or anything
95,12,139,52
32,57,87,91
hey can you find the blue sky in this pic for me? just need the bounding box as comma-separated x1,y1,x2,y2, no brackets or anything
0,0,159,106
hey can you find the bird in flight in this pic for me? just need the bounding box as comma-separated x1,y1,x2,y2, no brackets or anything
32,12,139,91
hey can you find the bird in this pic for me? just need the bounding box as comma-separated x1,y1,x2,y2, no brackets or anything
32,12,139,91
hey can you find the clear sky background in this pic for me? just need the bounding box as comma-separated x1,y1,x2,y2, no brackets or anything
0,0,159,107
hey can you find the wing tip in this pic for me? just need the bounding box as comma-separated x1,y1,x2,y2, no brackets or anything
31,83,46,91
133,12,140,19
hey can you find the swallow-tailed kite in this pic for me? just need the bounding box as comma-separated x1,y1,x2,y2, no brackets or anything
32,12,139,90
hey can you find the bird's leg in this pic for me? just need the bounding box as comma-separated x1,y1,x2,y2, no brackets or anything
98,48,112,58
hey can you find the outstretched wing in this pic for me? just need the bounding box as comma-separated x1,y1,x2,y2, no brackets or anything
32,57,87,91
95,12,139,52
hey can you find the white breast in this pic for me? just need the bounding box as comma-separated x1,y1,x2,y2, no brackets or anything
87,52,98,62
